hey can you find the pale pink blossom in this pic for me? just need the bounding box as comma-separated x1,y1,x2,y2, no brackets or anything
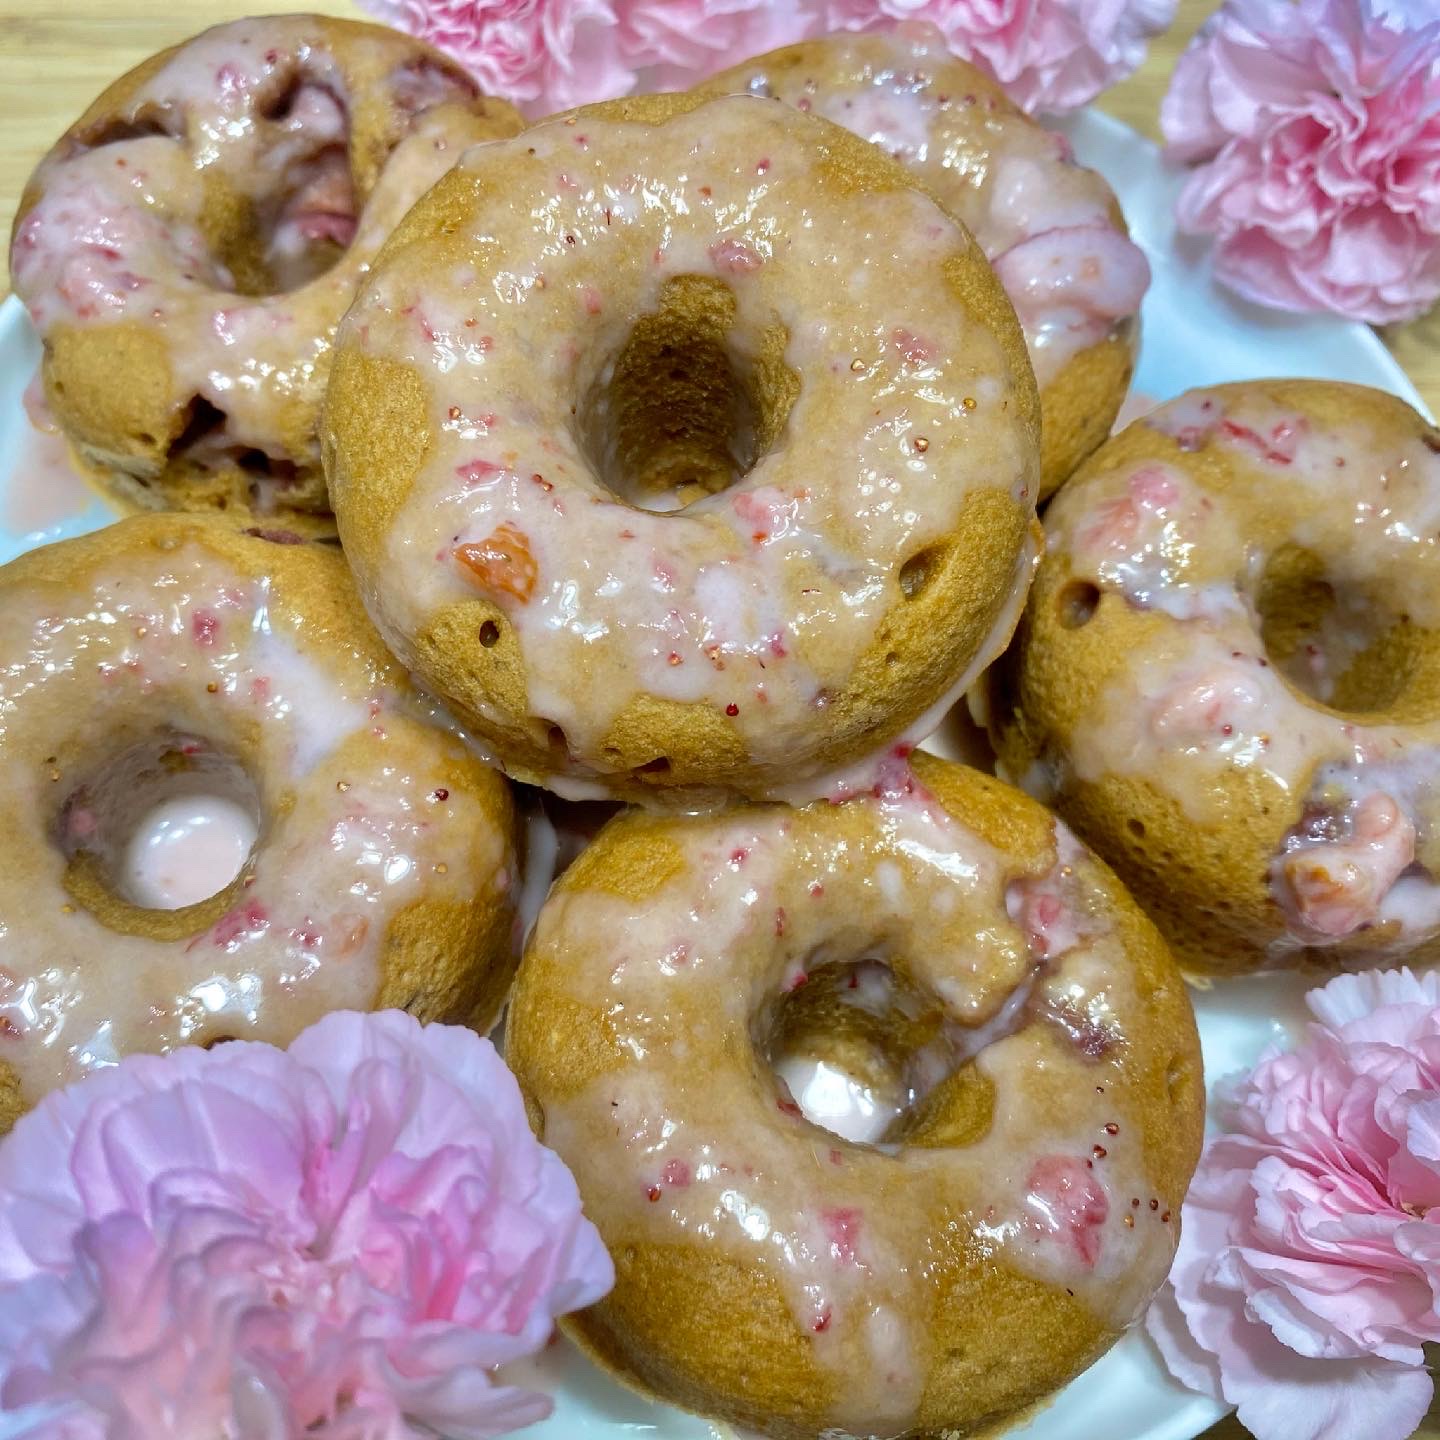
1147,968,1440,1440
822,0,1179,114
355,0,633,114
0,1011,613,1439
358,0,1172,117
1160,0,1440,324
618,1,820,94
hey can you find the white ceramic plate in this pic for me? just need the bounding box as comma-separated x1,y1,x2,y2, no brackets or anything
0,107,1431,1440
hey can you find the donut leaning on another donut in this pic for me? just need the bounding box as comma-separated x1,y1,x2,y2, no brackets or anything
324,90,1041,806
9,14,523,525
697,25,1150,500
0,514,519,1132
506,753,1203,1440
990,379,1440,975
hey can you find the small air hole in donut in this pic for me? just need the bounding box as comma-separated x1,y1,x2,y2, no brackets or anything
202,1034,239,1049
898,546,942,600
885,651,898,667
168,396,227,461
260,73,307,123
546,725,568,754
637,757,672,775
1127,817,1146,839
133,431,156,448
1058,581,1101,629
478,620,501,647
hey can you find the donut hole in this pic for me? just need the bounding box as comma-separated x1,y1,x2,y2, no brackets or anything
1254,544,1421,714
575,274,798,513
202,66,357,297
71,104,183,154
56,733,261,916
758,957,993,1147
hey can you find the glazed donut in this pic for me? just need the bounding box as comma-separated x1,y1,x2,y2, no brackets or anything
698,26,1150,499
324,91,1041,806
0,514,519,1129
506,753,1202,1439
10,15,522,523
989,380,1440,975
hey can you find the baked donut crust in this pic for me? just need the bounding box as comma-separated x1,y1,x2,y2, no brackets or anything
0,514,519,1130
698,28,1148,500
324,89,1041,806
990,379,1440,974
507,753,1202,1439
10,15,522,524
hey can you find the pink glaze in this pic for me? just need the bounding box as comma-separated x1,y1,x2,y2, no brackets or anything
1050,385,1440,955
714,27,1150,389
121,793,258,910
333,96,1038,804
0,536,516,1106
10,18,503,482
3,423,95,538
526,779,1183,1436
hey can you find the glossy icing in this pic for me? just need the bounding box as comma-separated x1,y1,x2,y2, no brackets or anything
715,26,1150,390
525,779,1180,1436
0,533,514,1105
122,793,259,909
1047,385,1440,955
11,17,508,496
337,96,1037,801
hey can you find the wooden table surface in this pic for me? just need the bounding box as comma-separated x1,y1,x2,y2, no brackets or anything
0,4,1437,1439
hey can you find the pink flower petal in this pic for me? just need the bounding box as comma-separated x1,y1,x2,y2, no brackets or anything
0,1012,613,1439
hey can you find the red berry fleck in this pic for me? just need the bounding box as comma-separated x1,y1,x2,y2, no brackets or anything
1026,1155,1108,1267
432,788,450,802
725,702,740,717
822,1206,863,1264
646,1185,662,1203
811,1309,832,1333
191,610,220,646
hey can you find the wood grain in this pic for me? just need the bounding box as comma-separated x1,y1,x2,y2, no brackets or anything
0,5,1437,1438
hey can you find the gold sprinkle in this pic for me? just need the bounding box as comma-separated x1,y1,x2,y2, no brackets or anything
337,780,351,792
564,115,578,125
61,903,74,914
435,862,449,875
534,274,547,290
1123,1213,1135,1228
913,436,930,453
48,768,61,782
962,396,976,410
849,358,865,372
135,626,148,638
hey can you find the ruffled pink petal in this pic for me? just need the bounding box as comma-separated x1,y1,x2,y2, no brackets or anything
0,1012,613,1440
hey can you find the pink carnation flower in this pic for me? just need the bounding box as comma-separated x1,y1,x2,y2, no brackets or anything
1147,968,1440,1440
822,0,1179,114
1160,0,1440,324
0,1011,613,1439
355,0,634,113
617,1,821,93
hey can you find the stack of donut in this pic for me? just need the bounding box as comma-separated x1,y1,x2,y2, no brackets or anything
7,13,1434,1440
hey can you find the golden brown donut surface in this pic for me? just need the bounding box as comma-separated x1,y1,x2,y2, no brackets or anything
506,753,1202,1439
699,25,1148,499
9,14,522,522
325,91,1041,807
990,379,1440,975
0,514,518,1131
